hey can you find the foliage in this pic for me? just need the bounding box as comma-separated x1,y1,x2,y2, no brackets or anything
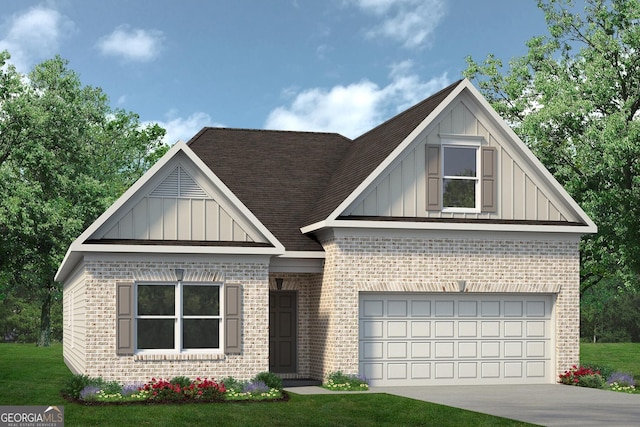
464,0,640,340
324,371,369,391
141,377,226,402
559,365,604,388
579,362,616,381
0,344,546,426
606,372,635,387
61,374,94,400
252,371,283,391
0,51,167,345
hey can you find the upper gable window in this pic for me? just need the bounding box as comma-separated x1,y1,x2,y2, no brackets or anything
426,139,496,213
442,145,479,211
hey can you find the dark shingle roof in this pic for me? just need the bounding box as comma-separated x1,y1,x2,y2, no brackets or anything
188,128,351,251
187,80,462,251
305,80,462,224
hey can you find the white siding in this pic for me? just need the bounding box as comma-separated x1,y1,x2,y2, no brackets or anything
63,263,86,375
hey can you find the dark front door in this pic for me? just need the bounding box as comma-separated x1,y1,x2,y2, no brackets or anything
269,291,297,373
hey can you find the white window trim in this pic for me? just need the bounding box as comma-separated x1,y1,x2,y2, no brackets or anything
134,281,224,355
441,140,481,213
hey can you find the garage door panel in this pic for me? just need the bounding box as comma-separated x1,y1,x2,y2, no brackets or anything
388,342,407,358
388,300,408,317
359,293,553,386
362,320,383,338
388,321,407,337
411,321,430,337
411,300,431,316
435,321,454,337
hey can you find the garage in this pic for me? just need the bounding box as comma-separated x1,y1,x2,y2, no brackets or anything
359,293,554,386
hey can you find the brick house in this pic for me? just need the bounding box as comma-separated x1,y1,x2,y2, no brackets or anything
55,79,596,386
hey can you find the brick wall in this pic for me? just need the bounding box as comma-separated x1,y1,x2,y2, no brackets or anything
78,254,270,383
318,230,581,381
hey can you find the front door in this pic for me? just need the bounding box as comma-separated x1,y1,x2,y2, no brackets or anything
269,291,297,373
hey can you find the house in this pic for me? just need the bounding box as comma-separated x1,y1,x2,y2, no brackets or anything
55,79,596,386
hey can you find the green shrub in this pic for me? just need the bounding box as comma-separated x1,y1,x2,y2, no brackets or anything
252,371,283,391
576,374,605,389
324,371,369,391
61,374,96,399
581,362,616,381
220,376,245,392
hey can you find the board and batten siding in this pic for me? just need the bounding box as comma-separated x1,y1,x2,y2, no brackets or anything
92,161,268,243
344,97,579,223
63,262,87,375
100,196,256,242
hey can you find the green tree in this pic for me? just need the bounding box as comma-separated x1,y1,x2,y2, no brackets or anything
464,0,640,341
0,52,167,345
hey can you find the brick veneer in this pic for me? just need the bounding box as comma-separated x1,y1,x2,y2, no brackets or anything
71,254,270,383
316,230,581,381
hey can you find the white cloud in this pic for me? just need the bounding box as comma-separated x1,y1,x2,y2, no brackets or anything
150,111,221,145
0,6,75,71
349,0,446,49
97,25,163,62
265,62,450,139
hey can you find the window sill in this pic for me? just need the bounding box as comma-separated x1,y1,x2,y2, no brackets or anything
133,352,225,362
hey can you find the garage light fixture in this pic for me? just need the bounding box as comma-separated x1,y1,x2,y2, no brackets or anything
275,277,284,290
175,268,184,283
457,280,466,292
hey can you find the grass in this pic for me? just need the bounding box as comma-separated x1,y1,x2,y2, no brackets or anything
581,342,640,381
0,343,535,427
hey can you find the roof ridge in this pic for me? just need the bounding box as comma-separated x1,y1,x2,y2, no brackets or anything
353,79,464,141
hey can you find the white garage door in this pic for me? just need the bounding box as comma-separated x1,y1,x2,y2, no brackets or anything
359,293,554,386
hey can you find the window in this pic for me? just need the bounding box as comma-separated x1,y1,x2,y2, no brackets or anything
136,282,221,352
442,145,479,210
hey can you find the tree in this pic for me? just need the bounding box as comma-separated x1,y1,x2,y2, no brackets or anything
464,0,640,341
0,52,167,345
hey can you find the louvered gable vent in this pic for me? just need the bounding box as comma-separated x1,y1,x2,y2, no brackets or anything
150,166,208,198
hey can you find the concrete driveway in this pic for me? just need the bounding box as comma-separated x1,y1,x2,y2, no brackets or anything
287,384,640,426
370,384,640,426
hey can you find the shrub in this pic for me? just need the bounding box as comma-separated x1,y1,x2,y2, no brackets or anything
581,362,616,380
170,376,192,388
220,376,245,392
576,374,605,389
607,372,636,387
62,374,101,400
324,371,369,391
559,365,604,388
252,371,283,391
78,385,101,401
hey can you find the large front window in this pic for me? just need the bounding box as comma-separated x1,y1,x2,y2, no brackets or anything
136,283,221,351
442,145,479,210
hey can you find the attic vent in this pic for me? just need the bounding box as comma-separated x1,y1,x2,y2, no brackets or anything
150,166,208,198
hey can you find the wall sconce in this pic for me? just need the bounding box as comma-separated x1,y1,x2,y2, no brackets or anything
275,278,283,290
457,280,466,293
175,268,184,283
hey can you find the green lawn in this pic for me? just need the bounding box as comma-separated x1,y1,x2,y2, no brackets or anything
0,344,535,427
581,342,640,380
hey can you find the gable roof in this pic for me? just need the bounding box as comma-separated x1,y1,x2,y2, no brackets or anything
305,80,463,225
188,128,352,251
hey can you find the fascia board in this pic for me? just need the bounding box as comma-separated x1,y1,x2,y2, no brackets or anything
276,251,326,259
300,220,328,234
461,80,598,232
324,219,596,234
322,80,468,224
76,243,284,255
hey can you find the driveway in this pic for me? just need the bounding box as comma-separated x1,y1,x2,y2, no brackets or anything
287,384,640,426
370,384,640,426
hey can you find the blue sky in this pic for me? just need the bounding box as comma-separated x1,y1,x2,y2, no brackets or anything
1,1,548,144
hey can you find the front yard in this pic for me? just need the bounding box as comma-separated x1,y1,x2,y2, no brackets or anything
0,344,533,427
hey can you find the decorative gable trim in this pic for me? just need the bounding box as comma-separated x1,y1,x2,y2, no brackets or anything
55,142,285,282
301,79,596,235
149,166,208,198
